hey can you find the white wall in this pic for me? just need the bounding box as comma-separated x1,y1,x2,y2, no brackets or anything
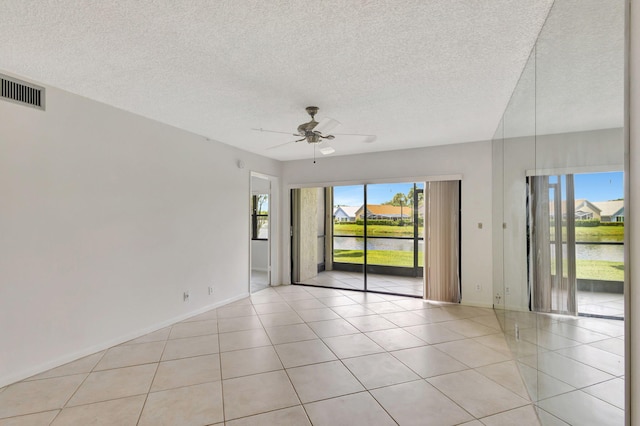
281,141,494,307
492,128,624,311
0,77,281,387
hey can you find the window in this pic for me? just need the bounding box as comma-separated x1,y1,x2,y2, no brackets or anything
252,194,269,240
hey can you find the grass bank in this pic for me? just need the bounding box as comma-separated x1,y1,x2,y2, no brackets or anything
551,225,624,242
577,260,624,281
334,249,424,267
334,223,423,237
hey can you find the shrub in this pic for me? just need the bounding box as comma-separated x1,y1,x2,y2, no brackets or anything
551,219,614,227
600,221,625,227
575,219,600,227
354,219,420,226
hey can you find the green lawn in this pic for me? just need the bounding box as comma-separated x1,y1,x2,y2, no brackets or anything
550,225,624,242
334,223,423,238
577,260,624,281
552,258,624,281
334,249,424,267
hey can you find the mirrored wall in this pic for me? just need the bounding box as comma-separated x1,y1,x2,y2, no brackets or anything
492,0,625,423
250,174,272,293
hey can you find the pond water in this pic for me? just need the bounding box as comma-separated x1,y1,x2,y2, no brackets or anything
334,237,424,252
334,237,623,262
574,243,624,262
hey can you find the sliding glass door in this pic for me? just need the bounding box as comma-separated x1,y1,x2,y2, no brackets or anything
291,180,460,300
330,185,366,291
292,186,365,291
363,183,424,296
529,172,625,318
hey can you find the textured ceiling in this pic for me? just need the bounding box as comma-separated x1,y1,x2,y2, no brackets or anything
1,0,560,160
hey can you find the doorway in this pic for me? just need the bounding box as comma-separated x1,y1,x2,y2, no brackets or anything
250,173,272,293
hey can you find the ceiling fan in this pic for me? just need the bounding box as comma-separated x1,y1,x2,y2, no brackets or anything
252,106,376,156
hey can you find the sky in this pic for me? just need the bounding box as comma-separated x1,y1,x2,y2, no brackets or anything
574,172,624,201
334,182,423,206
333,172,623,207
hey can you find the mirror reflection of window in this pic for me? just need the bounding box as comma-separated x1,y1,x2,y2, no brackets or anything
252,194,269,240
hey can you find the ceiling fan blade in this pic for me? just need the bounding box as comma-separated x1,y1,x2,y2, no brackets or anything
265,138,306,150
314,117,341,134
252,128,298,136
332,133,377,143
265,140,295,150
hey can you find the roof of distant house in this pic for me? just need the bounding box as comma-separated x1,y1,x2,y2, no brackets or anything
549,199,599,214
592,200,624,217
362,204,413,217
547,199,625,218
334,206,360,217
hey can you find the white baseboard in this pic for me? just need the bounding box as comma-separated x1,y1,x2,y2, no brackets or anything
0,292,249,388
460,301,495,309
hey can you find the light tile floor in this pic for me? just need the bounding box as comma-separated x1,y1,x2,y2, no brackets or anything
577,290,624,318
0,285,624,425
497,309,625,425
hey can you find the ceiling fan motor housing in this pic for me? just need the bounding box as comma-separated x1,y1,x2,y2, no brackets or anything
305,106,319,118
297,121,318,136
297,106,320,136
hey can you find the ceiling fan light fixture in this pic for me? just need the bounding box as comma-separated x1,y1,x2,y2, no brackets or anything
308,133,321,143
320,146,335,155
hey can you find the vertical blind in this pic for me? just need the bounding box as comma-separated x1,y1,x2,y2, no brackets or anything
425,181,461,302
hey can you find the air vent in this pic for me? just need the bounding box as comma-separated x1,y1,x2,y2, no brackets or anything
1,74,45,110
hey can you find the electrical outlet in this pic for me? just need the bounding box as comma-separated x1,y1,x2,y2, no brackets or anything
475,283,481,291
505,287,510,295
183,291,190,302
208,286,213,295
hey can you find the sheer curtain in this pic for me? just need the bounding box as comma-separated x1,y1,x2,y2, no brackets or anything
425,180,460,302
529,175,576,315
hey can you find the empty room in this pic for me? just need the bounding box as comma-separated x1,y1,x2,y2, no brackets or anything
1,1,639,425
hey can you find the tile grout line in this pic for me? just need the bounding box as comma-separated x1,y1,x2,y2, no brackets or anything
244,294,308,424
46,346,111,424
216,314,228,425
134,336,169,425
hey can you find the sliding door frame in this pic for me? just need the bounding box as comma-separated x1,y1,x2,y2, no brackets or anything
288,175,462,300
